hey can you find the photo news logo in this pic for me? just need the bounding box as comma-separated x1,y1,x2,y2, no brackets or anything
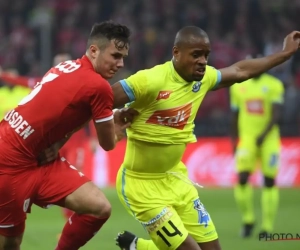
259,233,300,242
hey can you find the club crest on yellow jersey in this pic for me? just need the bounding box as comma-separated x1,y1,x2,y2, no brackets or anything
192,81,202,93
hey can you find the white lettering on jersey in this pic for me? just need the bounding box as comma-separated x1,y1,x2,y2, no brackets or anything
19,60,81,106
55,60,81,73
157,110,186,124
146,103,192,130
4,110,35,139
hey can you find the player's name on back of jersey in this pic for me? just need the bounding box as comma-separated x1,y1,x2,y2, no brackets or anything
4,109,34,139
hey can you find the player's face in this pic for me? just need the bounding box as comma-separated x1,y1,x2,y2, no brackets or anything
94,40,129,79
173,36,210,82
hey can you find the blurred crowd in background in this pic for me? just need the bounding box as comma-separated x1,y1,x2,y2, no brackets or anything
0,0,299,136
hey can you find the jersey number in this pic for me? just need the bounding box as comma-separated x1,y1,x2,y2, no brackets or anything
156,220,182,247
19,60,81,105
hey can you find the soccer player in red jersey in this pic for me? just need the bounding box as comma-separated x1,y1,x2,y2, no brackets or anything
0,53,83,221
1,53,96,222
0,21,132,250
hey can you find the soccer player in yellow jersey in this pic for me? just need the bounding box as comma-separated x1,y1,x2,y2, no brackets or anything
230,67,284,238
111,26,300,250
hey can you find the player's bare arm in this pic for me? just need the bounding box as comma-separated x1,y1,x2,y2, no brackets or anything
113,108,136,140
37,137,69,165
111,82,131,108
94,110,135,151
256,103,282,146
37,120,92,165
230,109,239,154
92,83,137,151
93,119,117,151
111,82,139,123
215,31,300,89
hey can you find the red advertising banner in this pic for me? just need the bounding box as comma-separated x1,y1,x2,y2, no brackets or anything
82,138,300,187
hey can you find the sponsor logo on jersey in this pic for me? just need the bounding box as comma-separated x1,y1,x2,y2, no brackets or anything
146,103,192,130
192,81,202,92
140,207,173,233
246,99,264,114
156,91,173,100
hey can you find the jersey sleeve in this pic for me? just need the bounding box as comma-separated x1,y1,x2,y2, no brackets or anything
229,86,239,111
206,66,222,90
119,70,148,101
270,80,284,104
89,79,114,123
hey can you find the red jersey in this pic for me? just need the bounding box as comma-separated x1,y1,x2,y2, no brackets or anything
0,56,113,172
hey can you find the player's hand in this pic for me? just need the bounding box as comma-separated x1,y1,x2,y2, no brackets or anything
114,107,139,125
114,122,131,142
113,108,138,143
256,134,265,147
282,31,300,55
37,138,68,165
37,144,60,166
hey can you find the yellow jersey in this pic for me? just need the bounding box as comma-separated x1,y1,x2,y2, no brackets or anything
230,73,284,141
120,61,221,173
0,85,30,120
0,86,11,120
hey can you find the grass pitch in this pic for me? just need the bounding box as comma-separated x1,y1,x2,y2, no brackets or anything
22,188,299,250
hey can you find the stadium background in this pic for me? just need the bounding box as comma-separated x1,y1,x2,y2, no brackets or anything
0,0,299,249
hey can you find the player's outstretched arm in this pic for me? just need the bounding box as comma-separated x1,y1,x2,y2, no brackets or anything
215,31,300,89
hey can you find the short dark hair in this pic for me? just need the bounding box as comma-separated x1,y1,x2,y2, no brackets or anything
174,26,208,47
87,21,131,50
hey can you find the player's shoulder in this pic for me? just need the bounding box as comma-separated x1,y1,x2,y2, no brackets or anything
203,65,220,83
86,74,111,94
262,73,282,83
75,57,107,83
205,65,217,72
127,61,170,83
262,73,284,89
72,57,111,93
137,61,169,76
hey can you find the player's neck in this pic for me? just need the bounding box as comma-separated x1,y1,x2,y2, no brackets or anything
171,58,192,83
85,53,97,72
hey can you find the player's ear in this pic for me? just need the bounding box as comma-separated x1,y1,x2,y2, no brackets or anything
173,46,180,60
89,45,99,59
